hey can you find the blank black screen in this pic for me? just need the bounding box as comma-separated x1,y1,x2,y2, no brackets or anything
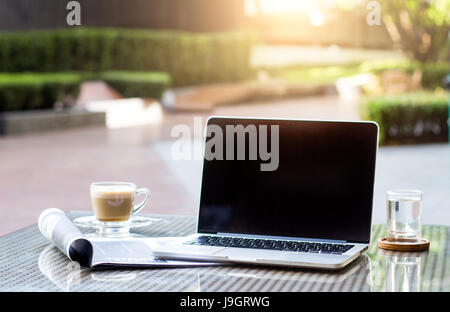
198,118,378,243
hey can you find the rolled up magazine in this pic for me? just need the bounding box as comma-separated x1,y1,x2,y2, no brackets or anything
38,208,217,268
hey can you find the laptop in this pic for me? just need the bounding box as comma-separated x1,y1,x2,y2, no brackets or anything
152,117,379,269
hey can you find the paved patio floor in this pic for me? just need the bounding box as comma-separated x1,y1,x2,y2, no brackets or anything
0,94,448,236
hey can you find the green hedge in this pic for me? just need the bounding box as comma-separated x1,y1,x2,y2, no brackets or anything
0,28,255,86
361,91,449,145
360,60,450,89
0,71,171,112
0,73,83,111
98,71,170,99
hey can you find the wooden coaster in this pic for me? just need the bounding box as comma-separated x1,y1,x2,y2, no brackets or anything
378,237,430,251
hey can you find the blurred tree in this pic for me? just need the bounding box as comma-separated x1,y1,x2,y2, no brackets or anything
380,0,450,62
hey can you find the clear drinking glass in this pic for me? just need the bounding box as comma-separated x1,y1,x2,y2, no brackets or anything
386,190,422,242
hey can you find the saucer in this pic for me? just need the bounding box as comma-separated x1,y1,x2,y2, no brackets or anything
73,215,165,230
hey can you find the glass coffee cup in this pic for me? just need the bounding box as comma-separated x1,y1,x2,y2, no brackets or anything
90,182,150,237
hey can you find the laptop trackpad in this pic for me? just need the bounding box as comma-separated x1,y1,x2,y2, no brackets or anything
214,248,335,263
214,248,296,261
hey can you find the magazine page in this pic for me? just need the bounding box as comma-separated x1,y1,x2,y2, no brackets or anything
90,238,221,268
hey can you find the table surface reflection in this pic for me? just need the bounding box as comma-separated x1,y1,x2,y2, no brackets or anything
0,211,449,292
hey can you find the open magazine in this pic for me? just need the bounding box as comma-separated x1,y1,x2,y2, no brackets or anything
38,208,218,268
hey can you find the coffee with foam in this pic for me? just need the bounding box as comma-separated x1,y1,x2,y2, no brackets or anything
91,185,136,222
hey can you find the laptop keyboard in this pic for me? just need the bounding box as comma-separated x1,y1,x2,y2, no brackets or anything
183,236,354,255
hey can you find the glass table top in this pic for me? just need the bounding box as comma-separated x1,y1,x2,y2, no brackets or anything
0,211,448,292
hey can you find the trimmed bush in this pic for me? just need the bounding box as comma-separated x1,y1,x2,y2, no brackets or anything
0,71,171,112
0,28,255,86
360,60,450,89
0,73,83,111
361,91,449,145
98,71,171,99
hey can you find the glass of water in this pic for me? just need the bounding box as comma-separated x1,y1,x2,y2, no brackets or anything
386,190,422,243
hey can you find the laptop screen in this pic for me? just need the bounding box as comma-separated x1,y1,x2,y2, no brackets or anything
198,118,378,243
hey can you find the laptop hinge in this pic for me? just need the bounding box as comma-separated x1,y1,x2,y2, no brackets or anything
199,231,217,235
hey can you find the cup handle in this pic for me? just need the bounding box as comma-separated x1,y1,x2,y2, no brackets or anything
132,188,150,215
